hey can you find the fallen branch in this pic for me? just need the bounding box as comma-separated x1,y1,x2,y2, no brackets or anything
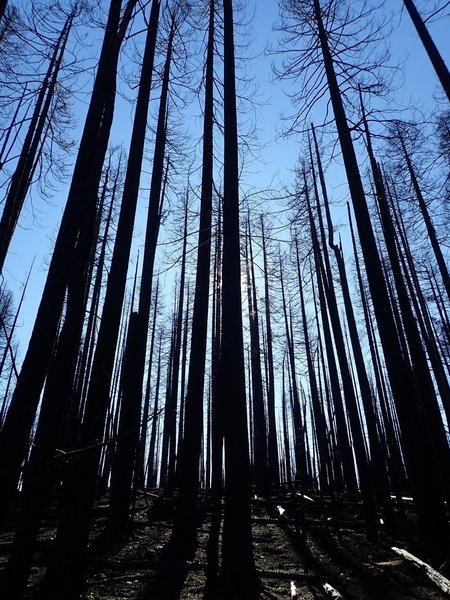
258,569,321,581
391,547,450,595
296,493,315,502
323,582,344,598
88,557,196,572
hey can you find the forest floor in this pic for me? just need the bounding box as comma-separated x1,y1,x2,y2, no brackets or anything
1,489,450,599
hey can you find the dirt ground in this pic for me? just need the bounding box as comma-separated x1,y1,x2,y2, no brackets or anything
1,490,450,599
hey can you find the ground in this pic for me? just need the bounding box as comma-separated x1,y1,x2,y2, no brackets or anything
1,490,449,599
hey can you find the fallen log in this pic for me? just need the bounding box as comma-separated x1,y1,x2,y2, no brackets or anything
391,547,450,595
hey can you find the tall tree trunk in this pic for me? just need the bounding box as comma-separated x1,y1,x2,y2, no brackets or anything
2,189,104,598
403,0,450,102
311,128,392,526
306,174,377,534
204,205,223,597
260,217,280,486
170,0,215,556
363,108,450,500
165,202,188,494
147,337,163,489
313,0,450,549
279,260,309,489
281,361,293,491
295,239,331,494
397,128,450,303
0,0,137,525
36,3,161,596
219,0,257,593
246,221,269,495
136,279,160,488
348,205,409,496
386,178,450,424
0,11,73,272
159,303,177,487
307,197,358,498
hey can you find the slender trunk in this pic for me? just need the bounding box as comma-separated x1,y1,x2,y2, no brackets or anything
279,261,309,489
165,203,188,494
403,0,450,102
170,0,214,535
147,339,162,489
0,0,137,525
397,128,450,303
137,279,160,488
260,217,280,486
311,127,392,524
0,12,73,272
308,199,358,497
107,310,141,531
295,240,331,493
219,0,257,592
36,4,161,595
314,0,449,548
281,363,293,491
246,222,268,495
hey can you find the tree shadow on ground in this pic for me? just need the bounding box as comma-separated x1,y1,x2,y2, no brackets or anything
137,566,189,600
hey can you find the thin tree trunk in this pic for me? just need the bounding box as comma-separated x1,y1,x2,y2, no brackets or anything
295,240,331,494
279,260,309,489
36,3,161,595
311,128,392,526
260,217,280,487
0,0,137,525
0,11,73,272
403,0,450,102
147,338,163,489
219,0,257,593
170,0,214,555
246,221,268,495
314,0,450,549
397,128,450,303
165,203,188,494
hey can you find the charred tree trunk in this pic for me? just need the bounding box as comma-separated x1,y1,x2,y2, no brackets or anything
165,203,188,494
295,240,332,494
36,3,161,596
307,196,358,498
313,0,449,549
0,11,73,272
219,0,257,593
170,0,215,557
0,0,137,525
363,109,450,506
311,128,393,527
106,310,141,533
147,338,163,489
279,260,310,490
397,128,450,303
403,0,450,102
136,279,160,488
246,222,269,495
260,217,280,487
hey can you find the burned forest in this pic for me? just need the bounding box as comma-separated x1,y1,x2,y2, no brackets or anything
0,0,450,598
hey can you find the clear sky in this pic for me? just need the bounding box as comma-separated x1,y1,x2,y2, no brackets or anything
1,0,449,364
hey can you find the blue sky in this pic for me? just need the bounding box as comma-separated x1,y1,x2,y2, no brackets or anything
2,0,449,362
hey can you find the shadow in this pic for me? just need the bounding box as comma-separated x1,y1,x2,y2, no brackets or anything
137,566,189,600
